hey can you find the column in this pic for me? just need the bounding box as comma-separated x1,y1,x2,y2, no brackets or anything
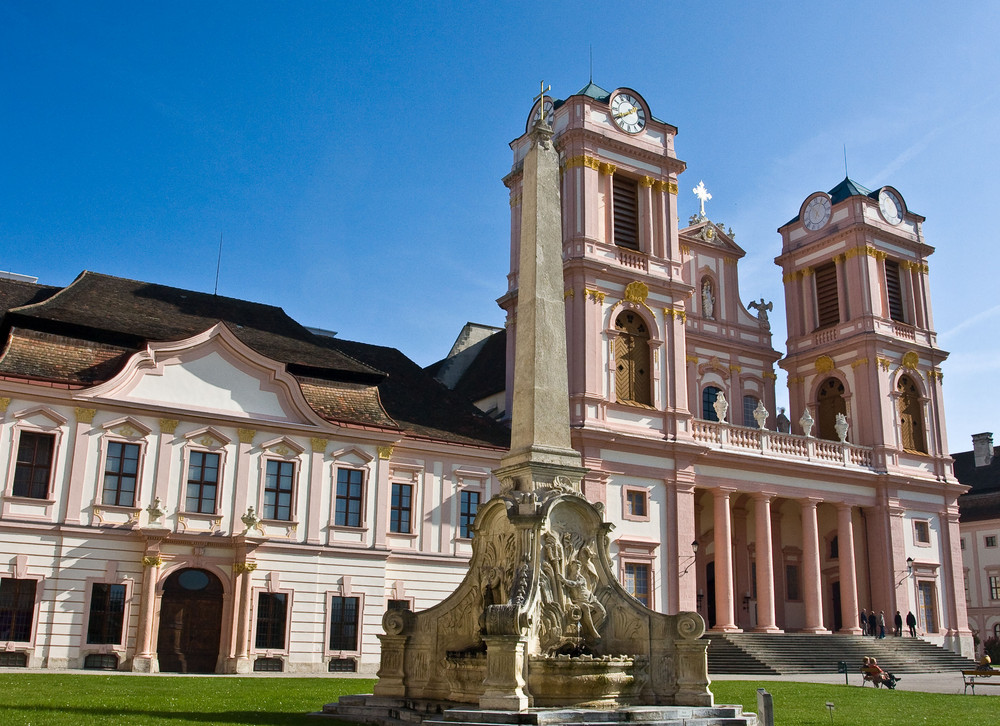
668,476,698,614
231,561,257,673
837,503,862,633
800,498,828,632
753,493,781,632
712,488,740,631
132,555,162,672
940,508,974,655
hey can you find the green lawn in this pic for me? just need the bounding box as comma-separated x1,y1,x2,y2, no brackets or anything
0,675,995,726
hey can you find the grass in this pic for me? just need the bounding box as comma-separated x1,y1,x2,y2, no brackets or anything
0,675,995,726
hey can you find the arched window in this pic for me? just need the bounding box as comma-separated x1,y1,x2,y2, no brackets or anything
614,311,651,405
816,377,846,441
897,375,926,453
702,386,721,421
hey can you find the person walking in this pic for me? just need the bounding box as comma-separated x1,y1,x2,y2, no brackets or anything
906,611,917,637
860,608,868,635
878,610,886,639
893,610,903,637
868,610,877,637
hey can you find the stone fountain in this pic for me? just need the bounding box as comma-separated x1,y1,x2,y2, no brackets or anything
325,101,754,725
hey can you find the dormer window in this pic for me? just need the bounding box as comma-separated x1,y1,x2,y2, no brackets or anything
613,175,639,250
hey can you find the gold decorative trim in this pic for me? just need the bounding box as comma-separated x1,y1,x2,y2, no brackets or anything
664,307,687,323
75,407,96,423
788,375,805,384
833,253,845,265
667,181,679,195
680,244,690,256
197,435,215,447
311,437,328,453
867,245,888,261
0,397,10,413
142,555,163,568
584,288,606,304
763,371,778,380
564,288,575,299
844,246,864,260
850,358,870,369
238,428,256,444
378,445,394,460
815,355,835,374
639,176,655,188
624,281,649,304
598,162,616,176
724,256,737,266
117,424,137,437
802,266,814,277
685,354,699,364
159,418,179,433
729,364,742,373
509,194,521,208
234,562,258,574
928,369,944,381
877,356,891,372
902,351,920,370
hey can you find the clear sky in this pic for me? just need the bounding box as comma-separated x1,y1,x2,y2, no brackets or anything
2,2,997,452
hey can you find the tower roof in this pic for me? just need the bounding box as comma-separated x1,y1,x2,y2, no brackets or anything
827,176,873,205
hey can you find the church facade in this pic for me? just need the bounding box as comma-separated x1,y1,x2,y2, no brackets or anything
0,82,972,674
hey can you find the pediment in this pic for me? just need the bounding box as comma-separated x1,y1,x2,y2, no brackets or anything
79,323,326,427
681,220,745,256
331,446,375,465
13,406,67,428
260,435,306,457
184,426,232,447
102,416,153,439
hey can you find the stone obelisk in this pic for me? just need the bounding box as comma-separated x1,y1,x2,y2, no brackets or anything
496,104,586,492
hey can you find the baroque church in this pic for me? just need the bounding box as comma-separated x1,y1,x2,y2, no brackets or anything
0,82,971,674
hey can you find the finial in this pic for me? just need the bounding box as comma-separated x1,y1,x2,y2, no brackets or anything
692,180,712,219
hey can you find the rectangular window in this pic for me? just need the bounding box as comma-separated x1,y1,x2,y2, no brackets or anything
743,396,760,427
103,441,140,507
961,538,966,550
186,451,220,514
334,469,364,527
814,262,840,329
885,260,906,323
612,175,639,250
986,535,997,548
263,460,294,521
914,520,931,545
626,489,647,518
329,595,360,651
0,577,36,642
255,592,287,650
86,583,126,645
965,572,970,603
459,490,479,539
786,564,800,601
13,432,55,499
624,563,651,608
990,576,1000,601
390,482,412,534
387,599,411,611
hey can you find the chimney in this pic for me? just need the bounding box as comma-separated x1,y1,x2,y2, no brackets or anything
972,432,994,467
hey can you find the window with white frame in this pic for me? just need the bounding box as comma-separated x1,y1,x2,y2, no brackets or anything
913,520,931,546
13,432,56,499
390,481,413,534
990,576,1000,601
102,441,141,507
86,583,126,645
0,577,36,642
986,535,997,548
185,451,221,514
334,468,365,528
263,459,295,521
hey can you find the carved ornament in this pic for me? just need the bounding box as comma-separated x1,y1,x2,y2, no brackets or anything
563,288,574,299
685,354,699,364
763,371,777,380
584,288,605,304
729,364,742,374
159,418,179,433
664,307,687,323
310,437,328,453
142,555,163,568
238,428,256,444
75,407,96,423
877,356,892,371
902,351,920,370
851,358,869,369
624,281,648,304
815,355,835,374
928,369,944,381
0,397,9,413
234,562,258,574
378,445,394,460
598,162,616,176
639,176,655,188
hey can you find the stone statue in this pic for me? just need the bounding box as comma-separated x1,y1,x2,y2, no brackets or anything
835,412,850,443
145,497,165,524
559,559,606,643
776,407,791,434
752,401,769,430
701,279,715,318
799,409,815,438
713,390,728,423
747,298,772,329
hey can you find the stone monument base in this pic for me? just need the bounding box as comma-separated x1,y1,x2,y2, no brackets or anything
320,695,758,726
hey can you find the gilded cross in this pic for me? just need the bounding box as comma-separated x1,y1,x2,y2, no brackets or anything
534,81,552,123
693,180,712,218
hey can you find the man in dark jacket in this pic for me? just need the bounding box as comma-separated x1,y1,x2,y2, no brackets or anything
906,611,917,637
868,611,877,637
894,610,903,636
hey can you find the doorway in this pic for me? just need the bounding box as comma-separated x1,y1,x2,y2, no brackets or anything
706,561,716,628
917,581,938,634
157,568,224,673
831,580,842,632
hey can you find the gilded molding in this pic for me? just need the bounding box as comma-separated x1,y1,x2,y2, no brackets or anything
311,437,328,453
928,369,944,381
652,180,668,193
234,562,258,574
142,555,163,568
802,266,814,276
378,445,394,460
564,288,575,299
238,428,256,444
509,194,521,208
624,281,649,303
877,356,891,372
850,358,870,369
680,244,690,256
815,355,835,374
788,375,805,384
667,181,679,195
833,253,845,265
159,418,179,433
640,176,655,188
844,246,864,260
0,397,9,412
584,288,606,304
902,351,920,370
685,355,699,364
598,162,616,176
74,407,96,423
664,307,687,323
729,364,742,373
763,371,778,380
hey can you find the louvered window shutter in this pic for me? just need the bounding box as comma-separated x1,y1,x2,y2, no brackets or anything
814,263,840,329
613,176,639,250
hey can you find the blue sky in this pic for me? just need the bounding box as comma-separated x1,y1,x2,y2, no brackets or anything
2,2,997,452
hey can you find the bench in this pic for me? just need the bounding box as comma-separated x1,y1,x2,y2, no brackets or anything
962,670,1000,694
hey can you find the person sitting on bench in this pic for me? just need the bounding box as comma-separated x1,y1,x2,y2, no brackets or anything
976,655,994,671
862,657,900,688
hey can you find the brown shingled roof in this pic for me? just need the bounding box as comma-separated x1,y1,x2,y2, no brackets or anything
0,328,131,385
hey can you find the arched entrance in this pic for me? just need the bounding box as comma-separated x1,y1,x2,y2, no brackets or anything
157,568,224,673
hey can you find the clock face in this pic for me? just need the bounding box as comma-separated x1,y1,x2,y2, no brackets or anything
803,196,832,231
610,92,646,134
879,189,903,224
529,98,554,129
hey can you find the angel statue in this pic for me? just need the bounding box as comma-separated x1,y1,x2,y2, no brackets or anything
747,298,773,329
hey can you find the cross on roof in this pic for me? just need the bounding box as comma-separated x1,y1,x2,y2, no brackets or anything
533,81,551,123
693,180,712,218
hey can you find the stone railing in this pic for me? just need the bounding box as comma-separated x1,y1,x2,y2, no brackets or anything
690,420,874,469
616,248,649,272
813,327,839,345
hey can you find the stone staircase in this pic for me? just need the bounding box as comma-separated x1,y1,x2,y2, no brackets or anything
704,633,976,675
322,696,757,726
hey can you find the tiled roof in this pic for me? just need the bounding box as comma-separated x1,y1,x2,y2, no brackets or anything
0,271,510,449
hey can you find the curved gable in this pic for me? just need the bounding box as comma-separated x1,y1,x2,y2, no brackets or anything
80,323,326,427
